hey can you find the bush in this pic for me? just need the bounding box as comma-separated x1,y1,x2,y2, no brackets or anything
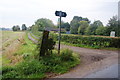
60,49,74,61
2,66,15,74
2,66,22,79
39,54,61,72
2,71,20,79
16,59,47,75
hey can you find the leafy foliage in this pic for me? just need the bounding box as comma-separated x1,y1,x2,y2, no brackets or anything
52,33,120,48
12,25,20,31
70,16,90,34
105,16,120,37
22,24,27,31
35,18,55,30
95,26,106,35
61,22,70,31
16,59,47,75
60,49,75,61
78,21,89,35
85,20,103,35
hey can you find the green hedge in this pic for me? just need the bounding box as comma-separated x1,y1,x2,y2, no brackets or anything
51,33,120,48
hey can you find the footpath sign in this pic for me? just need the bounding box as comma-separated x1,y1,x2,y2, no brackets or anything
55,11,67,54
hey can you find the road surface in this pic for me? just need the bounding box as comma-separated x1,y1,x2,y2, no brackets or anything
85,63,119,78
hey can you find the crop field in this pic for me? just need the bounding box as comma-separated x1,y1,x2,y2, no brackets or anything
1,31,25,66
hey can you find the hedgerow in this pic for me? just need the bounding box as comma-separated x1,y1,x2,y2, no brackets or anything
51,33,120,48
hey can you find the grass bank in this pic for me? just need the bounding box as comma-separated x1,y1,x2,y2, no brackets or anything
2,32,80,79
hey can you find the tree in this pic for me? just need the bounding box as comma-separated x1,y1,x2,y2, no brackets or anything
22,24,27,31
12,25,20,31
70,16,90,34
105,16,120,37
58,22,70,31
78,21,89,35
16,25,20,31
12,26,17,31
64,22,70,31
95,26,106,35
57,19,65,28
35,18,55,31
85,20,103,35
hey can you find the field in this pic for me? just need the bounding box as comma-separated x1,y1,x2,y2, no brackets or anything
1,31,25,66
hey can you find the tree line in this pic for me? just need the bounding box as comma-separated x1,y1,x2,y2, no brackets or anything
12,24,27,31
69,16,120,37
21,15,120,37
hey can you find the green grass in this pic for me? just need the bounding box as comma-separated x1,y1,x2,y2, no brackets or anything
2,55,11,66
14,32,37,56
2,31,25,49
31,31,42,38
59,41,118,50
2,49,80,79
59,41,100,49
2,32,80,79
57,41,118,51
29,32,39,41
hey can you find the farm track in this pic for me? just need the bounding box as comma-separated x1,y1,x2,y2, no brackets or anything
28,32,119,78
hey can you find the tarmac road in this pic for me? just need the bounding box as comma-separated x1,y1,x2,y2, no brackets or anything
85,63,119,78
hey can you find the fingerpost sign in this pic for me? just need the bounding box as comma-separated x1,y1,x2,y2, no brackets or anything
55,11,67,54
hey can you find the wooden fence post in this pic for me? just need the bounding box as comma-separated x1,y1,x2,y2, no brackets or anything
40,30,49,57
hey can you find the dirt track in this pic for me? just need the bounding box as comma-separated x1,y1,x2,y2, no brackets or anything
28,32,119,78
54,44,118,78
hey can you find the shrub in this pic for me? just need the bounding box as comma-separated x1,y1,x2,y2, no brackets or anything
16,59,47,75
39,54,61,72
2,66,22,79
2,71,20,79
60,49,74,61
2,66,15,74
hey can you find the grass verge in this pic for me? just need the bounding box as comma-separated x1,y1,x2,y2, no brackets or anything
2,33,80,79
56,41,118,50
13,33,37,56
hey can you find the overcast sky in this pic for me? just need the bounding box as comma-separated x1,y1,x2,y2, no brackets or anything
0,0,119,28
